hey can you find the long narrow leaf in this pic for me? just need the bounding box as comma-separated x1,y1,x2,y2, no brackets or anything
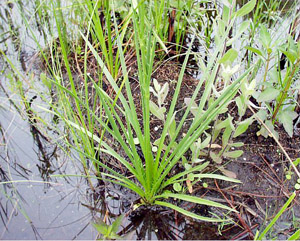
155,201,231,222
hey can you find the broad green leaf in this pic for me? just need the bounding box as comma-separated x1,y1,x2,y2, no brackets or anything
258,87,280,102
222,126,233,146
181,156,188,166
245,46,263,57
187,173,195,181
219,49,238,65
235,0,256,18
241,78,256,97
199,135,211,149
210,151,222,164
278,110,298,137
229,142,244,147
256,109,268,122
235,96,246,117
280,40,298,63
237,20,250,35
257,120,279,139
282,50,298,64
259,25,271,49
111,214,124,233
268,68,279,83
169,0,185,9
293,158,300,167
153,78,161,92
92,221,109,235
215,115,234,130
184,163,192,170
159,82,169,106
233,117,253,137
223,150,243,158
149,100,165,120
227,20,250,46
111,0,126,10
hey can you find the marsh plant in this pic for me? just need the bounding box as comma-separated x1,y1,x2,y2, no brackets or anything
33,0,265,223
3,0,299,226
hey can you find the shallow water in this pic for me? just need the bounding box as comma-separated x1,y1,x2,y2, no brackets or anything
0,1,97,239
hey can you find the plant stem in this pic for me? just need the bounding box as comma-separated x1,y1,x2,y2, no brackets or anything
262,52,271,91
272,58,300,120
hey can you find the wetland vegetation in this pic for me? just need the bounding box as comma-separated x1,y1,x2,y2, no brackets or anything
0,0,300,239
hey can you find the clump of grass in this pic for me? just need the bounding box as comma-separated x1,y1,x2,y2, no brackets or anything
41,0,261,222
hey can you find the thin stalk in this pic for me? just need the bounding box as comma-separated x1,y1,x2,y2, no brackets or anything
272,58,300,120
262,52,271,91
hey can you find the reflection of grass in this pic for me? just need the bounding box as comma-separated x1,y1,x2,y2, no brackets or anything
0,174,42,239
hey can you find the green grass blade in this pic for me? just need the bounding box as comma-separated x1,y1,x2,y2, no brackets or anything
155,201,231,222
288,229,300,240
160,162,209,189
257,192,296,240
193,174,242,183
156,193,237,212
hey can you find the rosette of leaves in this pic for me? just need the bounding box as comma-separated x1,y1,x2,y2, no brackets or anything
51,0,257,222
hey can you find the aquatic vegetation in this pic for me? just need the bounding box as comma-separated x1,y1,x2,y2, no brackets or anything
1,0,300,239
41,0,263,223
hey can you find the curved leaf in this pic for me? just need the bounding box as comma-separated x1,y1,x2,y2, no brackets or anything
156,193,236,212
155,201,231,222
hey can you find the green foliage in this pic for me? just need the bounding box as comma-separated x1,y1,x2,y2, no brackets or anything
6,0,299,229
44,0,263,223
92,215,124,240
234,0,256,18
242,0,300,138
